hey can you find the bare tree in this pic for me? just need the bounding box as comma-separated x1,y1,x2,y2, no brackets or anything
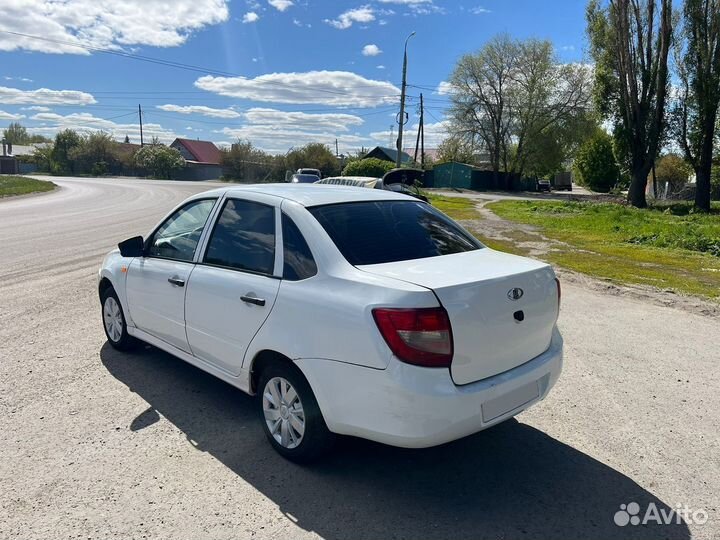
448,36,592,182
672,0,720,212
587,0,673,208
448,34,517,183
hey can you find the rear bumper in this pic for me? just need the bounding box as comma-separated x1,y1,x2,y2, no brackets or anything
296,327,563,448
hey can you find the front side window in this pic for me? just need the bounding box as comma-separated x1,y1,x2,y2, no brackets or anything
146,199,216,261
282,213,317,281
309,200,483,266
204,199,276,274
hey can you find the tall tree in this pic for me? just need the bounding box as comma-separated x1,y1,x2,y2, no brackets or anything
587,0,673,208
448,35,591,182
507,39,593,178
448,34,517,183
2,122,50,145
672,0,720,211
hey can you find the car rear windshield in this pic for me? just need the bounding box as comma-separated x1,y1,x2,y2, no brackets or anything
308,200,483,266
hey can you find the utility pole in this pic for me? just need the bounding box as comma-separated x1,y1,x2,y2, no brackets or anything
335,138,339,157
396,31,416,168
420,93,425,168
389,124,395,148
414,93,424,166
138,104,144,147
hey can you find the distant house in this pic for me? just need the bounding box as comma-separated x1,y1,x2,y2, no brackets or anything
170,138,222,181
1,141,45,174
403,147,439,163
364,146,413,165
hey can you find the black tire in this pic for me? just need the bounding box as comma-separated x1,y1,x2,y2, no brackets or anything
100,287,136,351
257,361,335,463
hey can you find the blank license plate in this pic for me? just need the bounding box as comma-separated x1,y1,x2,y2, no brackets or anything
482,381,540,423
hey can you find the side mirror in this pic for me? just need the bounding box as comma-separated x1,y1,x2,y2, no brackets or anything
118,236,144,257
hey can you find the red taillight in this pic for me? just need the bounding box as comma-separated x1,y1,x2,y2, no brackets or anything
554,277,561,310
372,307,453,367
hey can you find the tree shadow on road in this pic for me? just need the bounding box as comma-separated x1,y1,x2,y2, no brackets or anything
101,343,691,540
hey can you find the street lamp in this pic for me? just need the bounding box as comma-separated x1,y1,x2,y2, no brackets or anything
396,31,416,168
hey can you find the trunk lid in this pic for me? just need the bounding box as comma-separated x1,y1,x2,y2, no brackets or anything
358,249,559,385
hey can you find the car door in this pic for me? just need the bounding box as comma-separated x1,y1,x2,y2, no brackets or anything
126,198,217,352
185,196,281,375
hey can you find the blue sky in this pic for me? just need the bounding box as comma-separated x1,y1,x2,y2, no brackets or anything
0,0,587,154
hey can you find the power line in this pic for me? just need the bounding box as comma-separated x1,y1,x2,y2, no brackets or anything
0,30,403,99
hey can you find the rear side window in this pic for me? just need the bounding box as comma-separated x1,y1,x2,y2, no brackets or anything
309,200,482,266
204,199,275,274
282,213,317,281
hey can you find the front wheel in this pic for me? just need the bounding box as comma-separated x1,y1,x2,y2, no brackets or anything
258,362,334,462
101,288,136,351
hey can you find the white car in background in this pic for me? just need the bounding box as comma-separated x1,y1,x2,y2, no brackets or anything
99,184,563,462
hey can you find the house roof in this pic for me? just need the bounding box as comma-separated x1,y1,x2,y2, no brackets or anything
172,138,221,165
365,146,413,164
403,147,439,162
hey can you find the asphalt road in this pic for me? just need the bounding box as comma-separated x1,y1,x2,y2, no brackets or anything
1,177,718,540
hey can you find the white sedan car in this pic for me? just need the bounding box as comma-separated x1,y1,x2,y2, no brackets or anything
99,184,563,461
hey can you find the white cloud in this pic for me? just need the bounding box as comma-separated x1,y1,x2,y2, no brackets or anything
415,120,450,146
4,76,33,82
220,126,367,154
0,86,96,105
242,11,259,23
157,104,242,118
469,6,491,14
325,6,375,29
218,107,368,154
268,0,293,11
559,45,576,52
243,107,364,132
0,110,25,121
435,81,456,95
0,0,230,54
370,119,449,148
195,70,400,107
28,112,179,143
21,105,51,111
362,44,382,56
376,65,386,69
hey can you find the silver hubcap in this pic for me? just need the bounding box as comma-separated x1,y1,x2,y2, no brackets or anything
262,376,305,449
103,296,123,343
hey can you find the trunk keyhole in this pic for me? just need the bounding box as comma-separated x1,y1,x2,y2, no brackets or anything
513,310,525,322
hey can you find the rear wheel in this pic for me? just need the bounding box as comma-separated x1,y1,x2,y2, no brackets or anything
258,362,334,462
101,288,136,351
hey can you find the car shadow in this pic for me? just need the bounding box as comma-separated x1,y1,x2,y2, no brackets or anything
100,343,691,540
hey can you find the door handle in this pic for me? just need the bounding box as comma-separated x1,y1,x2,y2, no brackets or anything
241,295,266,307
167,277,185,287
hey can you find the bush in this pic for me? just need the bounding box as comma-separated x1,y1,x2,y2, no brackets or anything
69,132,121,175
220,140,278,182
573,131,620,193
134,145,185,179
342,157,395,178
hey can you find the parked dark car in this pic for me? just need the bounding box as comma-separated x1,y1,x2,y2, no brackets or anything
537,179,551,192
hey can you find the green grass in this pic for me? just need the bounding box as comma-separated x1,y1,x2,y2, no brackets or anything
0,175,56,197
427,194,481,220
488,200,720,298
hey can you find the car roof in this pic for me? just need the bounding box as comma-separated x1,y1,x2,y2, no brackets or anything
194,183,413,207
